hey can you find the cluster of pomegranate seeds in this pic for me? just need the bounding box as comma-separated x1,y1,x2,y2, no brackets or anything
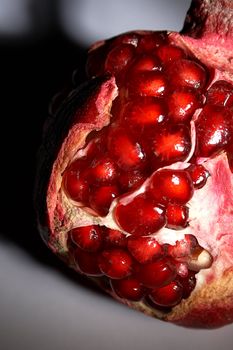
61,31,233,311
68,226,199,308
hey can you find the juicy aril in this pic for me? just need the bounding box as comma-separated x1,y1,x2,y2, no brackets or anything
35,0,233,328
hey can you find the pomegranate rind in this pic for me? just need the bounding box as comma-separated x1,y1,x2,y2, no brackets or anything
171,0,233,81
35,75,118,251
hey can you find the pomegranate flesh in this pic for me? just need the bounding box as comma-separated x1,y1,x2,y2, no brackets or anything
35,0,233,328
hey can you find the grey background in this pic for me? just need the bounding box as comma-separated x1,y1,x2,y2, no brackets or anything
0,1,233,349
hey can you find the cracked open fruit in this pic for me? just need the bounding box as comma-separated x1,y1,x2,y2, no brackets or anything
35,0,233,328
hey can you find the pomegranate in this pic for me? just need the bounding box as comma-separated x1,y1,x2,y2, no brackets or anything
35,0,233,328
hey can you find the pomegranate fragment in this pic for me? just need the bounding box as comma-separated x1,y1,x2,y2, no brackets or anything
36,0,233,328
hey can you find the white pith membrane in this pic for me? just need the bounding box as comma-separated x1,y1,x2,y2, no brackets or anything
45,28,233,321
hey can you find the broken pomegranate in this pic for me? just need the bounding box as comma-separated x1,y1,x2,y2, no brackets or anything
35,0,233,328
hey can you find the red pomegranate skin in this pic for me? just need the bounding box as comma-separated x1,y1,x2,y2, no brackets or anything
35,0,233,328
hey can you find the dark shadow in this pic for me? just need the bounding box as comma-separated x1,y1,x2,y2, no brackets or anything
0,1,109,297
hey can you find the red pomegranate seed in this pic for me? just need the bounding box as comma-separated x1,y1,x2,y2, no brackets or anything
103,228,127,248
195,104,233,157
62,158,89,203
111,32,140,47
110,277,146,301
206,80,233,106
129,71,167,97
98,249,133,279
150,124,191,165
118,170,147,192
136,258,177,288
86,43,109,78
167,89,202,123
137,32,167,52
156,45,185,63
107,128,146,170
167,235,200,259
127,236,163,264
115,194,166,236
166,203,189,230
122,97,167,128
177,270,196,299
70,225,103,252
128,54,161,74
149,280,183,307
167,59,207,90
85,129,108,158
187,164,210,189
83,157,118,185
104,43,135,75
74,248,103,276
149,169,194,205
89,185,119,216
